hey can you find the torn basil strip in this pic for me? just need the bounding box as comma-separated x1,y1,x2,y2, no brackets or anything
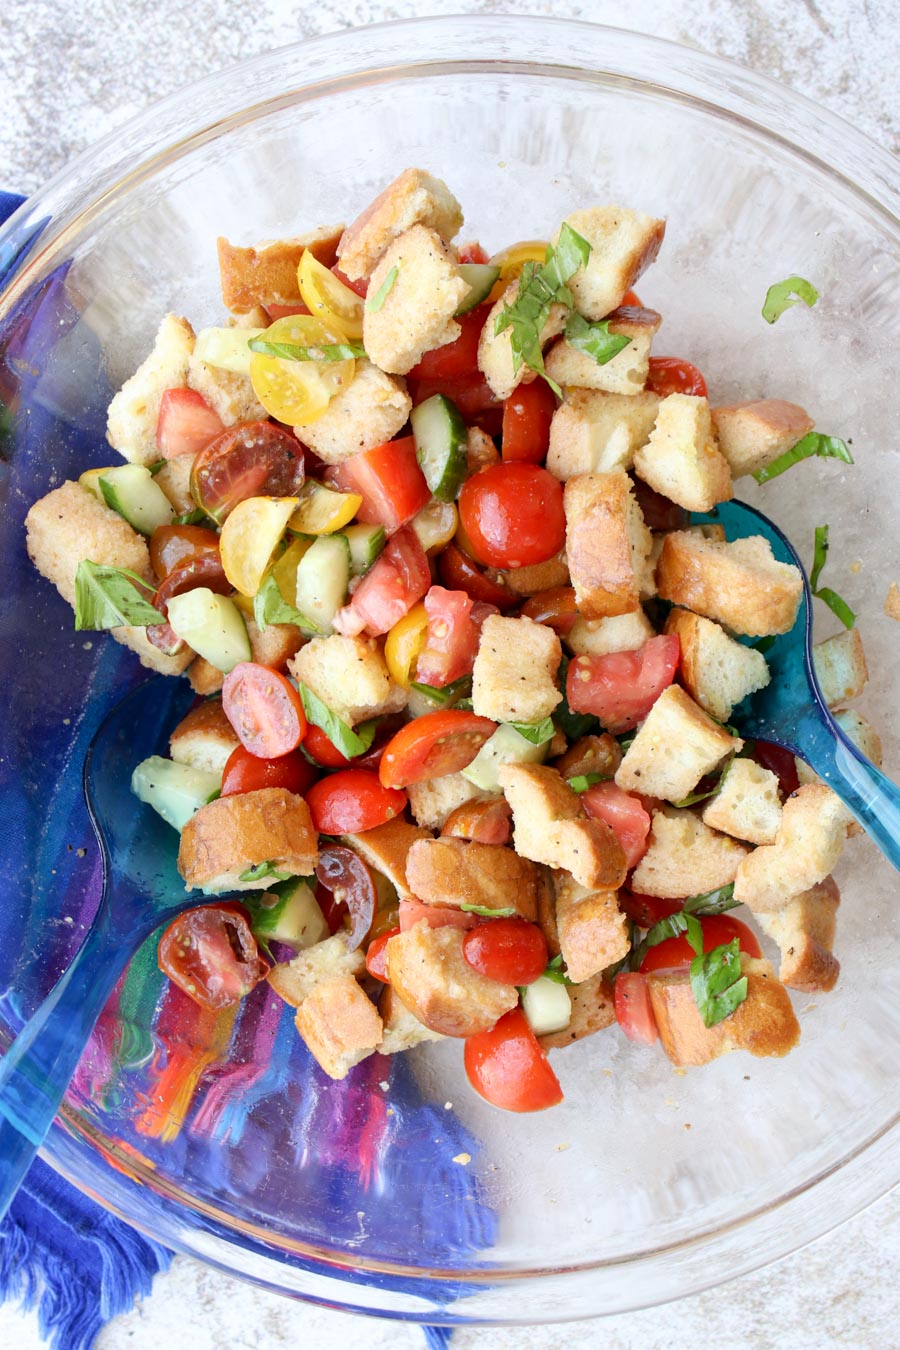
459,903,516,918
248,338,366,362
74,560,163,631
493,223,591,390
298,683,376,759
253,572,321,636
365,265,399,313
753,432,853,484
809,525,856,630
762,274,820,324
690,938,748,1027
509,717,555,745
564,312,631,366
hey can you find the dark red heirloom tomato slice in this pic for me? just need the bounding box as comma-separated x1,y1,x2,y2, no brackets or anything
398,899,477,932
501,379,557,464
438,542,517,610
315,845,378,951
330,436,430,531
463,919,549,986
156,388,225,460
618,891,683,928
458,462,566,569
221,745,318,798
639,915,762,974
614,972,659,1045
379,710,497,789
306,768,407,835
222,662,307,758
442,796,512,846
566,634,681,734
646,356,708,399
630,478,690,533
520,585,578,635
190,422,305,523
366,926,401,982
149,524,223,581
158,903,269,1011
464,1008,564,1112
751,740,800,797
581,782,651,871
147,554,231,654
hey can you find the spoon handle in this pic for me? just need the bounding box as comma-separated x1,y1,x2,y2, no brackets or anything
797,713,900,871
0,905,136,1219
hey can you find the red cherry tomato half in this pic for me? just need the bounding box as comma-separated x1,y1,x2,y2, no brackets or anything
149,524,222,581
751,740,800,797
581,782,651,870
566,634,681,734
438,541,517,610
156,388,224,460
158,903,269,1011
334,526,431,637
520,585,578,635
463,918,549,986
398,899,477,932
501,379,557,464
618,891,684,928
366,926,401,982
459,462,566,569
415,586,484,688
408,303,490,381
441,796,512,846
222,662,308,759
614,972,659,1044
458,243,490,265
221,745,318,798
306,768,407,834
303,723,354,769
379,710,497,789
147,554,231,654
315,845,378,951
646,356,708,399
409,373,503,437
331,265,368,298
330,436,430,531
639,914,762,974
190,422,305,524
464,1008,564,1113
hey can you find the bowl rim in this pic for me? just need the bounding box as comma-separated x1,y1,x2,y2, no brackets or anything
2,13,898,1320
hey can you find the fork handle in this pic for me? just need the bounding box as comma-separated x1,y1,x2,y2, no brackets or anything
0,906,135,1219
797,712,900,871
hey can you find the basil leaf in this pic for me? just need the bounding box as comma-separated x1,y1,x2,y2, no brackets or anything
809,525,856,630
298,683,376,759
567,772,608,793
543,954,573,985
810,522,829,591
247,338,366,362
494,223,591,391
682,882,739,916
813,586,856,630
409,676,473,707
509,717,555,745
239,861,291,884
74,560,163,631
147,458,167,476
753,635,776,654
617,733,636,754
762,275,820,324
459,903,517,918
627,884,740,968
366,265,398,313
690,938,748,1027
253,571,321,636
753,431,853,484
172,507,213,526
555,655,598,741
564,312,631,366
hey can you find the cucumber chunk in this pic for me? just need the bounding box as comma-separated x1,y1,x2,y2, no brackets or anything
411,393,467,502
193,326,265,375
249,879,329,950
294,533,350,634
166,588,251,671
461,723,549,792
131,756,221,831
341,522,386,575
521,976,572,1037
456,263,501,314
99,464,174,535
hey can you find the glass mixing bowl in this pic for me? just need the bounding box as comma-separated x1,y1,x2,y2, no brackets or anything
0,16,897,1325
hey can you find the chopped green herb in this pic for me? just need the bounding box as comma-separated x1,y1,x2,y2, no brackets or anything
762,275,820,324
564,312,631,365
617,733,636,754
626,883,740,970
238,861,292,884
147,458,167,476
74,560,163,631
567,772,609,794
809,525,856,630
409,676,473,707
366,265,399,313
253,571,321,636
752,635,777,654
247,337,366,362
459,903,517,918
753,431,853,484
543,954,574,986
298,683,377,759
494,223,591,391
690,938,748,1026
509,716,555,745
172,507,213,526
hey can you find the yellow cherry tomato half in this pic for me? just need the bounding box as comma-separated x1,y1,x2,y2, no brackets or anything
249,315,355,425
488,240,550,302
384,602,429,689
409,498,458,555
289,480,363,535
219,495,300,597
298,250,365,340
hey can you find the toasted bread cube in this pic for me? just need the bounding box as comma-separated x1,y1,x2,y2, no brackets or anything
538,973,616,1050
551,207,666,321
734,784,847,912
544,306,661,397
217,225,343,313
466,425,500,476
633,394,733,512
498,763,627,890
711,399,814,479
294,975,382,1080
471,614,563,724
478,279,568,401
294,360,412,463
648,955,800,1067
362,226,470,376
812,628,868,708
754,876,840,992
665,608,770,722
536,867,561,956
288,635,406,727
106,315,195,464
188,615,302,695
268,930,366,1007
337,168,463,281
547,389,661,480
493,552,571,597
169,698,239,776
565,609,654,658
186,355,266,426
385,922,518,1037
701,759,783,845
615,686,741,803
564,471,652,619
113,628,195,676
153,453,195,514
885,582,900,621
406,837,542,922
656,531,804,637
378,985,446,1055
631,806,749,897
178,787,318,893
406,772,485,831
553,871,629,983
795,709,882,838
342,816,430,900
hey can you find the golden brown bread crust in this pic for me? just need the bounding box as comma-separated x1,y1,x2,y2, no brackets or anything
337,168,463,281
385,922,518,1037
536,867,561,956
538,974,616,1050
217,226,343,312
755,876,841,992
648,956,800,1066
885,582,900,621
178,788,318,890
564,472,648,619
341,816,431,900
656,532,803,638
554,872,629,983
267,931,365,1008
293,975,383,1079
405,837,542,922
499,763,628,890
169,698,239,765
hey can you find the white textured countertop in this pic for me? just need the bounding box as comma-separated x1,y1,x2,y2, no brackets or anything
1,1,897,1346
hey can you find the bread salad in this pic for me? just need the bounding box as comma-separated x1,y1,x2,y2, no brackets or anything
25,168,882,1112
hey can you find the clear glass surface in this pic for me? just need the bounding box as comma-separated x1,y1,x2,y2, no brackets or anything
0,16,897,1323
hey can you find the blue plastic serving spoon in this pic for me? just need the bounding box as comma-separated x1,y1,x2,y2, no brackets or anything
0,499,898,1219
